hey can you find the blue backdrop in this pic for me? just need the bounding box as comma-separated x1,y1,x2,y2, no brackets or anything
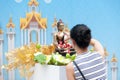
0,0,120,80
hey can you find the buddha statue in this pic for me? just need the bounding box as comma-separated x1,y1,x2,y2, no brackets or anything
53,19,76,56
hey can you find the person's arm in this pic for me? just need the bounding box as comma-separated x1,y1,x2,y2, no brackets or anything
66,62,75,80
90,39,105,57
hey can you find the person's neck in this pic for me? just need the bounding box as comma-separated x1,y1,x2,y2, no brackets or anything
76,47,88,55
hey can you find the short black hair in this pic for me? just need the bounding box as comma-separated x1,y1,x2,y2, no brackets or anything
70,24,91,49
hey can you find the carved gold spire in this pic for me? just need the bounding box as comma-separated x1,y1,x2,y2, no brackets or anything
0,29,3,34
111,53,117,62
20,12,47,29
28,0,39,6
52,17,57,27
64,24,70,32
104,48,109,56
6,17,15,28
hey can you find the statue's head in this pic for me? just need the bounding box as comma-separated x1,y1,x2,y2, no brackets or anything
57,19,64,31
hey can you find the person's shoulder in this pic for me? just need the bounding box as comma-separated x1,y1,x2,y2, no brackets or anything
66,62,74,71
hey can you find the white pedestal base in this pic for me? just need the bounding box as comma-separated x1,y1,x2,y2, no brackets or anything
33,63,67,80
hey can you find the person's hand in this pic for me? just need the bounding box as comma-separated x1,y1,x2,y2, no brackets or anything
90,39,105,57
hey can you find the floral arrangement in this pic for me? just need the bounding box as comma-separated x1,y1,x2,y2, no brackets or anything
34,52,76,66
2,43,76,79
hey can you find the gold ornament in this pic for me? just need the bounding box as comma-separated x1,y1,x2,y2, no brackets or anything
2,43,55,78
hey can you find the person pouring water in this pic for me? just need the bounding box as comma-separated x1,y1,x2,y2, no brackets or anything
66,24,106,80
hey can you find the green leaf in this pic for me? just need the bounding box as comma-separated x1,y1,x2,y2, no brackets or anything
34,54,46,64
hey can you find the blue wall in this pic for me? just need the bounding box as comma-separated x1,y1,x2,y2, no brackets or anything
0,0,120,80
